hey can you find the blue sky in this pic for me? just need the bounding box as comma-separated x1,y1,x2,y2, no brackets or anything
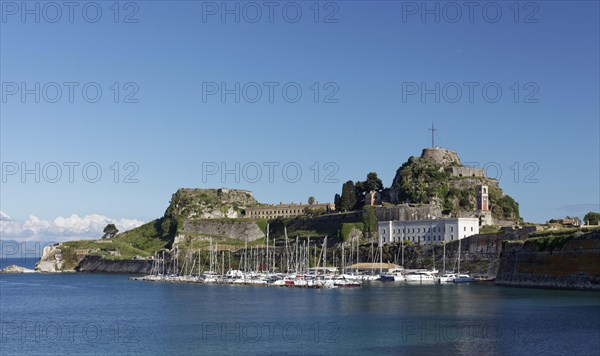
1,0,599,241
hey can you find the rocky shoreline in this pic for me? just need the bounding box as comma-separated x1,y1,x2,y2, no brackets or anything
0,264,37,274
76,255,153,274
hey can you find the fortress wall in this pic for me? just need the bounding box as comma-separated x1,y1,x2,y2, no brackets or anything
451,166,486,178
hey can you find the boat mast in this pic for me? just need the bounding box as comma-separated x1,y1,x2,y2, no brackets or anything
307,237,311,271
457,236,461,274
284,227,290,273
295,236,299,273
323,236,327,269
356,236,359,275
379,231,383,275
342,242,345,275
265,223,269,273
401,223,405,268
443,240,446,274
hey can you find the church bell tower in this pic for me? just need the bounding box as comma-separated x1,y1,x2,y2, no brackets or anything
477,185,489,211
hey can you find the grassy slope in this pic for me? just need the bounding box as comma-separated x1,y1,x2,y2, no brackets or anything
63,219,171,260
525,227,598,251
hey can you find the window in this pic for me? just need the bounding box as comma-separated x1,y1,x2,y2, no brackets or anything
464,227,466,231
450,227,454,232
471,227,473,231
451,235,454,240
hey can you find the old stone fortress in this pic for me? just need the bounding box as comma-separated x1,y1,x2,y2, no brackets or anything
242,147,494,246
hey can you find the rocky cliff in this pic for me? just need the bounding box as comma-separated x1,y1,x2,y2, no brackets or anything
76,256,153,274
36,244,72,272
495,229,600,290
175,219,265,243
36,244,155,273
166,188,258,219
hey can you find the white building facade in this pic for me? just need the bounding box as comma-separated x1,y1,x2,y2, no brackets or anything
378,218,479,245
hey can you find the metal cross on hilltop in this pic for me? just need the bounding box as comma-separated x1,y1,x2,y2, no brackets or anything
429,123,437,148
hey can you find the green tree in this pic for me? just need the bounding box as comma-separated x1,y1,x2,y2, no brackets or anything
334,194,342,211
340,181,357,211
354,180,366,210
308,196,315,205
362,206,378,239
583,211,600,225
364,172,383,191
102,224,119,239
354,172,383,210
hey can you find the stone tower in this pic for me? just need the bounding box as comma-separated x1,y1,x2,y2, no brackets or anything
477,185,489,211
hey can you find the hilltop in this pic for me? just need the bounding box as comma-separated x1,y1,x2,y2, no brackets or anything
387,147,520,222
336,147,520,225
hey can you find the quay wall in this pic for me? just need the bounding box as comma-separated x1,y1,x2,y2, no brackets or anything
495,229,600,290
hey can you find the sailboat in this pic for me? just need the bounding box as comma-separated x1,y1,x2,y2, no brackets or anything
452,236,475,283
203,238,219,283
437,240,456,283
405,232,438,283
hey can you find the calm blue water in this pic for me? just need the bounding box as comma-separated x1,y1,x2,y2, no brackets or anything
1,271,599,355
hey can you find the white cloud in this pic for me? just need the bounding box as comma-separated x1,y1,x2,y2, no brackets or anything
0,211,145,242
0,211,11,221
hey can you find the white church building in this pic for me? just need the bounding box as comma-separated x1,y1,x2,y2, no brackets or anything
378,218,480,245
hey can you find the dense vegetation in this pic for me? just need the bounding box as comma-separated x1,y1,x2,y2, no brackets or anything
584,211,600,225
392,157,451,204
336,173,384,211
335,155,521,221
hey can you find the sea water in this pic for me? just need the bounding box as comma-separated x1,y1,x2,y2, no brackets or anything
1,269,599,355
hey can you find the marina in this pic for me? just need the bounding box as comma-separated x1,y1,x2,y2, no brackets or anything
129,230,479,288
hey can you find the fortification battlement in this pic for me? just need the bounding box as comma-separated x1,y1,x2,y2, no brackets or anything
420,147,461,166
